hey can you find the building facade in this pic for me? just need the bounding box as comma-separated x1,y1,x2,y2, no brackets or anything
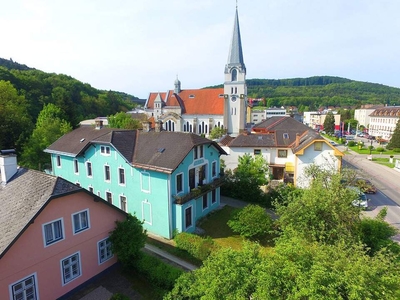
45,124,226,239
368,106,400,140
143,7,247,137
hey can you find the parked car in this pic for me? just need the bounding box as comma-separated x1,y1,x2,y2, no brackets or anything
348,186,370,208
329,141,338,146
355,178,377,194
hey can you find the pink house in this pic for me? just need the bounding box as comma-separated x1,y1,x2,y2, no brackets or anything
0,151,127,300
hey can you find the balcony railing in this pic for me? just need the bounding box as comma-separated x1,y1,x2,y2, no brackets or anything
173,176,225,205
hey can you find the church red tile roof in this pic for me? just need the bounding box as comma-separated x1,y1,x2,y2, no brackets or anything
146,88,225,115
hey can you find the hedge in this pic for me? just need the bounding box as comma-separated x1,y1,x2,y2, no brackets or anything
174,232,218,261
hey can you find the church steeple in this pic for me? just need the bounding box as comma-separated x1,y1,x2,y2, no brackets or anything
226,6,246,72
224,5,247,136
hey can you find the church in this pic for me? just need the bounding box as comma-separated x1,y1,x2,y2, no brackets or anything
143,7,247,137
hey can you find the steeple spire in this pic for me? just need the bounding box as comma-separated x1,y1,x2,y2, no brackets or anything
227,6,245,71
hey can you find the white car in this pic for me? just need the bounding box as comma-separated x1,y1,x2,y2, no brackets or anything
352,191,369,208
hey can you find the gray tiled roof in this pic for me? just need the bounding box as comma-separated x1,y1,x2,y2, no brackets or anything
46,128,227,174
0,169,81,257
229,117,323,151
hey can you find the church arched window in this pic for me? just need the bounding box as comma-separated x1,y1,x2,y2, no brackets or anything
231,69,238,81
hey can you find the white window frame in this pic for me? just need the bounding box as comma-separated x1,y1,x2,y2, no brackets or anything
118,167,125,185
73,159,79,174
104,165,111,182
100,145,111,156
98,237,113,264
42,218,65,247
9,272,39,300
86,161,92,177
71,209,90,235
211,161,217,178
56,155,61,168
142,200,152,225
202,193,209,211
176,172,183,194
185,205,193,230
60,252,82,286
106,191,113,204
120,195,127,212
211,189,217,204
140,171,150,193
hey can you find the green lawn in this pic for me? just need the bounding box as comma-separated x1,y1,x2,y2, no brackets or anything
372,157,395,168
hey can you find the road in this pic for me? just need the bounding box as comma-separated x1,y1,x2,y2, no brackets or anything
339,144,400,242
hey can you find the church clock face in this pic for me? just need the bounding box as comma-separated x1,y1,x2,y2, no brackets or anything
231,96,237,102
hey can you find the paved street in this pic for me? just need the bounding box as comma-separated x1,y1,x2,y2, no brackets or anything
339,144,400,242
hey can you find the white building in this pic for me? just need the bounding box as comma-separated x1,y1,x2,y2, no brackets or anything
303,111,341,131
354,105,384,128
368,106,400,140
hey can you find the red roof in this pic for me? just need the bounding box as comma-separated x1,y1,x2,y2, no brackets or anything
146,88,225,115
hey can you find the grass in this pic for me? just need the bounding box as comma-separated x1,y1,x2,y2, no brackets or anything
372,157,395,168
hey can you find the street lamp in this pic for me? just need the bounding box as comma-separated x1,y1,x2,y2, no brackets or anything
370,140,373,155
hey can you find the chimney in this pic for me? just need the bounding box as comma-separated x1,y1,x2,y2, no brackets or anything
0,149,18,184
295,133,300,147
155,120,163,132
95,118,103,129
142,121,151,132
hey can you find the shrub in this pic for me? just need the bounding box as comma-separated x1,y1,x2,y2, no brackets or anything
110,293,130,300
347,141,356,147
393,148,400,153
376,147,385,152
227,204,273,239
133,252,183,290
174,232,218,261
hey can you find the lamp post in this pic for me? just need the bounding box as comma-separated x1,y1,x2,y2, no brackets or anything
370,140,373,155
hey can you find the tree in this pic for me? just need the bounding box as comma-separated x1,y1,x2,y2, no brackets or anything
109,214,147,267
387,119,400,149
227,204,274,240
323,111,335,134
275,171,361,244
0,80,33,151
20,104,72,170
221,153,270,204
209,126,226,139
108,112,142,129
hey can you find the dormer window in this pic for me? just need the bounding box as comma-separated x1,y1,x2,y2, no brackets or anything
189,95,195,98
283,133,289,139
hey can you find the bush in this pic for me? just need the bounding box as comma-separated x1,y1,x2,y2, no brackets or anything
110,293,130,300
227,204,273,239
133,252,183,290
376,147,385,152
347,141,356,147
393,148,400,153
174,232,218,261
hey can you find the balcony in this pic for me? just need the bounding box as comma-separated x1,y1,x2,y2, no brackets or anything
173,176,225,205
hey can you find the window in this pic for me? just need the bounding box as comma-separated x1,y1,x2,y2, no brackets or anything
199,165,206,185
86,162,92,177
232,69,237,81
104,165,110,181
61,252,81,285
278,149,288,158
176,173,183,193
202,194,208,210
72,209,89,234
88,186,94,193
189,168,195,190
254,149,261,155
185,206,193,229
212,161,217,177
43,218,64,246
211,189,216,204
194,147,198,159
10,273,38,300
100,145,110,155
73,159,79,174
106,192,112,204
118,168,125,185
199,145,203,158
98,237,113,264
314,142,323,151
120,196,127,212
56,155,61,167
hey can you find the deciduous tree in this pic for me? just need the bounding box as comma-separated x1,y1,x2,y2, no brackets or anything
108,112,142,129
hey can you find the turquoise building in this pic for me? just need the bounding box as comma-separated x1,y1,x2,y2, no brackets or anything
45,122,226,238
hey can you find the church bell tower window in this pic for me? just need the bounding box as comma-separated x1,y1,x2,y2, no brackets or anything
231,69,237,81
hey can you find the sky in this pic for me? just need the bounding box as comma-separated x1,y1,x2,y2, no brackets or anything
2,0,400,99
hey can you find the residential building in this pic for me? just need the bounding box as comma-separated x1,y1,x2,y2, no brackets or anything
143,7,247,137
45,122,226,239
354,105,383,128
0,150,127,300
220,117,343,188
303,111,341,131
266,107,287,118
368,106,400,140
